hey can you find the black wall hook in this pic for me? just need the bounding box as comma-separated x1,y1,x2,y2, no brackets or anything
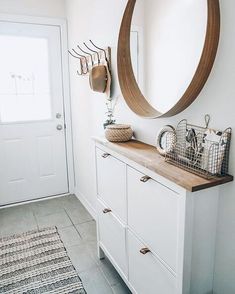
83,42,100,64
72,49,89,74
77,45,94,66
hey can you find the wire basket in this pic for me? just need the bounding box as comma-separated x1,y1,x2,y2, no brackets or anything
165,116,232,179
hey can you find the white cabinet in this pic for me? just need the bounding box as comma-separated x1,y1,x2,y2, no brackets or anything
128,166,179,272
97,199,127,276
94,139,229,294
128,230,176,294
96,147,126,222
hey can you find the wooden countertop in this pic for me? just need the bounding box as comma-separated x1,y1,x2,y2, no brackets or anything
94,137,233,192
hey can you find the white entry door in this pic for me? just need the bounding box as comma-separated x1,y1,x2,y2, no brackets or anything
0,20,69,205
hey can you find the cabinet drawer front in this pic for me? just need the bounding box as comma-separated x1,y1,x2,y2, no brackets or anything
128,166,179,272
128,230,176,294
96,147,126,222
97,200,127,277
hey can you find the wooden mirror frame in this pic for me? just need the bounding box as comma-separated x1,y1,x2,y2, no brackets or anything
117,0,220,118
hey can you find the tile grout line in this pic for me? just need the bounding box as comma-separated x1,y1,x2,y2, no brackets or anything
98,260,123,289
98,265,117,294
75,219,96,225
32,208,65,218
32,210,39,230
64,207,95,228
63,208,83,239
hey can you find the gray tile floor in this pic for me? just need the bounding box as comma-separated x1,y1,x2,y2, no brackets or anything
0,195,131,294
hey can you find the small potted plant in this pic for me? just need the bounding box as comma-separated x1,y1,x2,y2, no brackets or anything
103,96,119,129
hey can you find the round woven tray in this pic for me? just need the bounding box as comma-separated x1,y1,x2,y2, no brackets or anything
105,124,133,142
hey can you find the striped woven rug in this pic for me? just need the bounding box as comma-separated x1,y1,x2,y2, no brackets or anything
0,227,86,294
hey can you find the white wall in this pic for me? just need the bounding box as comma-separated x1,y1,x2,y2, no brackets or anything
66,1,235,293
0,0,66,18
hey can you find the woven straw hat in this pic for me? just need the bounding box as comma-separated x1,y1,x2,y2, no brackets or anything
89,64,111,98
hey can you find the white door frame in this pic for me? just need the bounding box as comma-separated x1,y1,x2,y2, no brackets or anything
0,13,75,196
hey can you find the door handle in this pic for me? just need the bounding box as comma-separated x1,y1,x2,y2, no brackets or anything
57,124,63,131
103,208,112,214
102,153,110,158
140,175,151,183
140,248,151,255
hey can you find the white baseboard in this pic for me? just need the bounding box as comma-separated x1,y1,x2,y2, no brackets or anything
0,193,70,209
75,190,97,221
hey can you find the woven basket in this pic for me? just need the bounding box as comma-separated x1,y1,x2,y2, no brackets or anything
105,124,133,142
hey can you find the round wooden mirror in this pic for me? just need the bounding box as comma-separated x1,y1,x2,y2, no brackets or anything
117,0,220,118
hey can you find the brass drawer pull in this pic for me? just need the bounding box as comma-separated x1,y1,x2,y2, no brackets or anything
103,208,112,214
102,153,110,158
140,248,151,255
140,175,151,183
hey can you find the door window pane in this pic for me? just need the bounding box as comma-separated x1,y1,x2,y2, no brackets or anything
0,35,52,123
